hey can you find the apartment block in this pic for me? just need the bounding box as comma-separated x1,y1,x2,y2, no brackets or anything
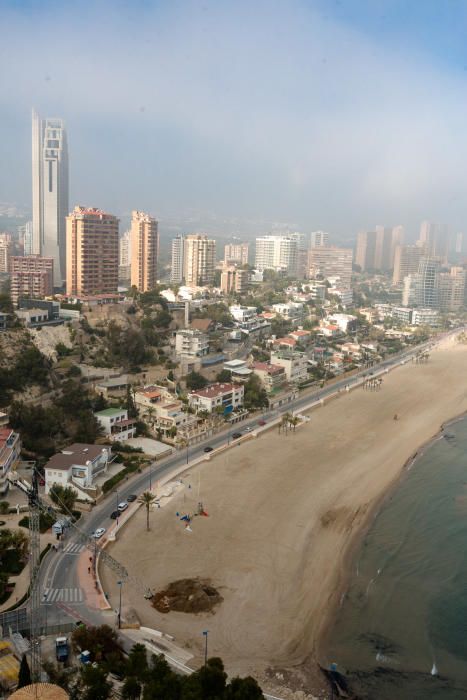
438,266,466,311
188,382,244,414
183,234,216,286
220,265,249,295
9,255,54,305
224,242,249,265
310,231,329,248
308,246,353,287
66,206,119,296
175,329,209,357
255,235,298,275
0,428,21,497
270,350,308,383
393,244,426,285
171,235,185,283
130,210,159,292
0,233,12,273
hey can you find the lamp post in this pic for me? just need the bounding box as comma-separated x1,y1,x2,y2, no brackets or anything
149,465,152,490
186,442,189,464
202,630,208,667
117,580,123,629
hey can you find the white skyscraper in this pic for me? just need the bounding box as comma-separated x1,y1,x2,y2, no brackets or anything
255,235,299,275
310,231,329,248
18,221,33,255
32,109,69,286
171,235,185,283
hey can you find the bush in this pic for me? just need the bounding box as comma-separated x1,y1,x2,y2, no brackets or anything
19,512,55,533
0,501,9,515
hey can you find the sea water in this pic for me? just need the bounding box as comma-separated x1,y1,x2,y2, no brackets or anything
325,416,467,699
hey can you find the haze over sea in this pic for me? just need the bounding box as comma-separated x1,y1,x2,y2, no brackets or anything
325,414,467,700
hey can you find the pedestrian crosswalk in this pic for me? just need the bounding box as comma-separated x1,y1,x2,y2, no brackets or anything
63,543,85,555
43,588,84,604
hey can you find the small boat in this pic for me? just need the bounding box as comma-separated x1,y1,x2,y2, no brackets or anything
431,663,438,676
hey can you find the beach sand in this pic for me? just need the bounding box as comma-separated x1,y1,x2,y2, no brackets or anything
101,336,467,693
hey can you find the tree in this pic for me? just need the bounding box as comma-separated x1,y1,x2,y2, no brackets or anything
143,654,181,700
126,385,138,419
125,643,148,683
225,676,264,699
138,491,157,531
17,654,31,689
80,665,112,700
186,371,208,391
49,485,77,514
71,624,120,663
244,375,268,410
216,369,231,383
122,676,142,700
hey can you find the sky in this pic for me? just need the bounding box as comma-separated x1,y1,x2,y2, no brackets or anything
2,0,467,240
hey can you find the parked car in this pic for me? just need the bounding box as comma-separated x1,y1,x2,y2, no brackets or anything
117,501,128,512
110,511,119,519
127,494,137,502
244,426,252,432
204,446,213,453
232,432,242,440
93,528,106,539
258,419,266,426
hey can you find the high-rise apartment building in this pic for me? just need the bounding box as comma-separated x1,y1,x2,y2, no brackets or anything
119,230,131,267
220,265,249,295
308,246,353,287
418,221,449,262
0,233,12,273
130,210,159,292
32,109,69,286
224,241,249,266
310,231,329,248
9,255,54,305
66,207,119,297
171,235,185,284
374,226,393,271
403,257,441,308
355,231,377,271
18,221,34,256
438,267,466,311
393,244,427,285
255,235,298,275
290,232,308,278
183,234,216,286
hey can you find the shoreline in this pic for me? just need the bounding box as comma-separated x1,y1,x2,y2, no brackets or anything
102,336,467,698
315,407,467,668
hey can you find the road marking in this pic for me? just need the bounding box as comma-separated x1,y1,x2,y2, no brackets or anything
63,543,85,555
43,587,84,604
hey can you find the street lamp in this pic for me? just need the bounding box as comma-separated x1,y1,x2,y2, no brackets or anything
117,580,123,629
149,465,152,490
202,630,208,667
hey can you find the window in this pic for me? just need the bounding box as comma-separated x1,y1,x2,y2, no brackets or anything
48,160,53,192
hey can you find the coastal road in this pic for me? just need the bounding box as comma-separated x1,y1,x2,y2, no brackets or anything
35,331,448,633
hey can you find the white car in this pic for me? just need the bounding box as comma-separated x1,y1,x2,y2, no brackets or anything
93,528,106,539
117,502,128,512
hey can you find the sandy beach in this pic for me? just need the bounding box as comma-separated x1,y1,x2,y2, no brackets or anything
101,336,467,692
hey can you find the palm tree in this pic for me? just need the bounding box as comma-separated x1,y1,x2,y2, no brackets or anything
138,491,157,531
289,416,299,433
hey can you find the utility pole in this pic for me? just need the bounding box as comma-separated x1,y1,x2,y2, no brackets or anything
28,467,42,681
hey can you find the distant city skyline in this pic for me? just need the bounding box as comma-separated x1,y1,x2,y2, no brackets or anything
3,2,467,238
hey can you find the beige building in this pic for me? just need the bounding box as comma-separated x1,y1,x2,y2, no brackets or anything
0,233,12,273
66,206,119,296
392,244,427,285
183,234,216,286
355,231,377,271
9,255,54,305
308,246,353,287
224,242,249,265
220,265,249,295
438,266,466,311
130,210,159,292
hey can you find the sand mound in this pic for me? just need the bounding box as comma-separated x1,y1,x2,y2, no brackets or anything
152,578,223,614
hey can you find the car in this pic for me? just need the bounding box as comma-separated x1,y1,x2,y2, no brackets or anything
126,494,137,502
117,501,128,512
232,432,242,440
204,446,213,453
93,528,106,539
244,426,252,432
258,419,266,426
110,511,119,519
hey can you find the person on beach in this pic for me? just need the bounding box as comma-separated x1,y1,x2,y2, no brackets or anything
393,414,398,421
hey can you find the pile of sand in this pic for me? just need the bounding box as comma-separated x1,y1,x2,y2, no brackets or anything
152,578,223,614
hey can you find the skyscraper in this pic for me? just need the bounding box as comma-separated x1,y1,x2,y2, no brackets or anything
310,231,329,248
224,241,249,266
0,233,12,273
220,266,249,295
183,234,216,286
355,231,377,271
438,267,466,311
130,210,159,292
255,235,298,275
18,221,34,256
308,246,353,287
418,221,449,262
403,257,441,308
171,235,185,284
393,244,427,285
66,207,119,296
32,109,69,286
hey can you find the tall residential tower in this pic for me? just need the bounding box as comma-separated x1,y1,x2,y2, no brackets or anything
32,109,69,286
130,210,159,292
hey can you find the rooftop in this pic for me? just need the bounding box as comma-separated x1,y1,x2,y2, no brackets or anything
45,444,109,471
95,408,126,417
190,382,240,399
